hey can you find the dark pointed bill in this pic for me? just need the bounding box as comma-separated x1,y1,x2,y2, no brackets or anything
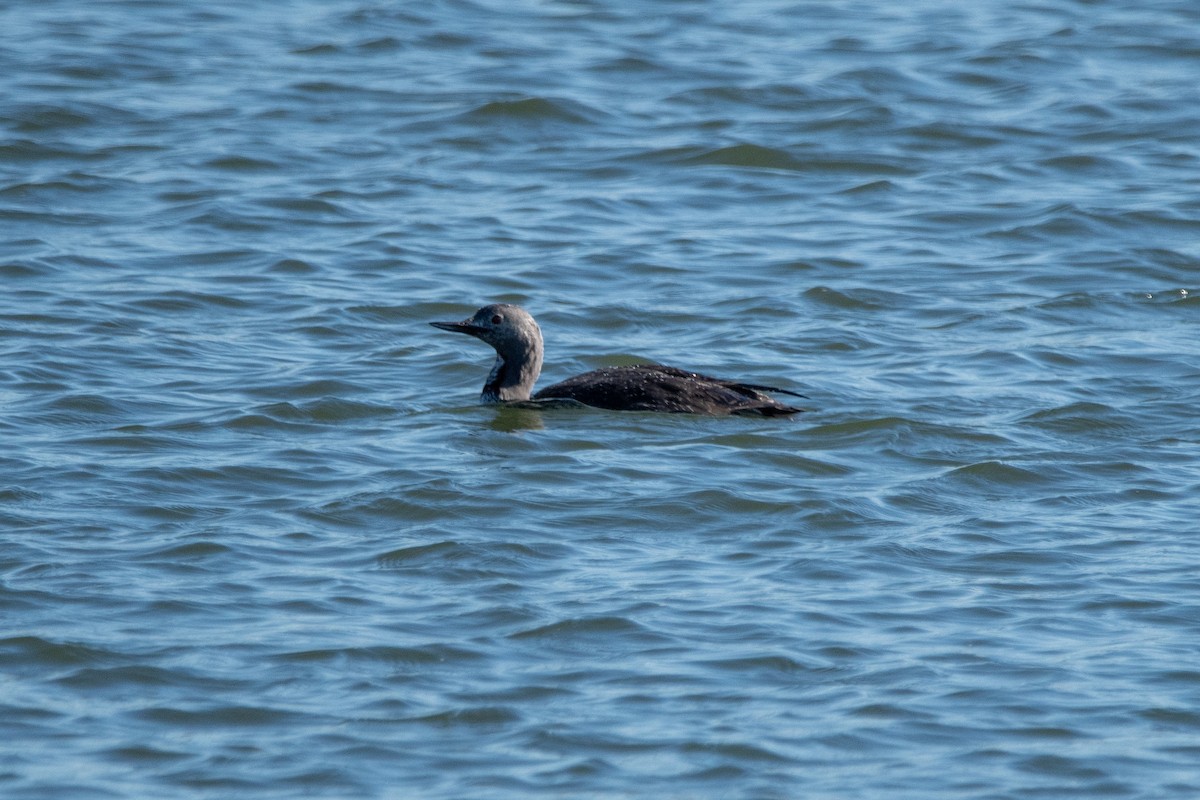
430,320,485,337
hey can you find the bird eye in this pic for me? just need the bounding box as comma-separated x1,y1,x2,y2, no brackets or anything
491,314,502,325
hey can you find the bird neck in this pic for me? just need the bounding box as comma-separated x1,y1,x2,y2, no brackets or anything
481,345,542,403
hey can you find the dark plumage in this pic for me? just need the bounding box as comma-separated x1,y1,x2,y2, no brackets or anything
430,304,805,416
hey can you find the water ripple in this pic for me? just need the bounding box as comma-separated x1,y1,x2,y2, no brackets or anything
3,0,1200,798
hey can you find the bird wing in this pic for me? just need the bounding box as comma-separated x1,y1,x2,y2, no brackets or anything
534,365,804,415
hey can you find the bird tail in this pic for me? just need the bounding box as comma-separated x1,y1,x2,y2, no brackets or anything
733,382,808,399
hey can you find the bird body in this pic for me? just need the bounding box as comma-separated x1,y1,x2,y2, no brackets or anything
430,304,804,417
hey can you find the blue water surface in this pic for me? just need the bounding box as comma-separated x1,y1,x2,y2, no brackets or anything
2,1,1199,798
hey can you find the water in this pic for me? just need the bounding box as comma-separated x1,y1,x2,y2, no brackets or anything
3,0,1199,797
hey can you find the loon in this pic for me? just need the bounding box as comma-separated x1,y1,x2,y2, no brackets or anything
430,304,805,416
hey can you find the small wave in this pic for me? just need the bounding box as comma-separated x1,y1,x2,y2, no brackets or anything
0,177,112,198
128,289,252,313
681,740,791,764
901,122,1004,149
272,644,484,666
267,258,317,274
42,393,128,424
290,42,341,56
662,142,914,176
135,705,300,727
56,664,231,691
0,139,109,164
1037,154,1126,174
838,179,897,195
405,706,521,727
670,83,815,109
201,155,280,172
943,460,1045,487
802,285,911,311
463,96,603,125
242,378,364,400
509,616,650,640
682,143,806,171
696,654,814,675
222,412,318,433
0,262,48,278
185,207,272,231
259,397,396,424
1020,401,1134,439
377,539,463,566
255,196,351,217
101,745,190,764
0,635,118,670
376,538,568,583
138,541,233,561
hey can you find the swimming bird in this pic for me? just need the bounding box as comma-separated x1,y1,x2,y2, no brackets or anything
430,304,805,416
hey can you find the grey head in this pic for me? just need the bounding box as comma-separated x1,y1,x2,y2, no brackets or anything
429,304,544,402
